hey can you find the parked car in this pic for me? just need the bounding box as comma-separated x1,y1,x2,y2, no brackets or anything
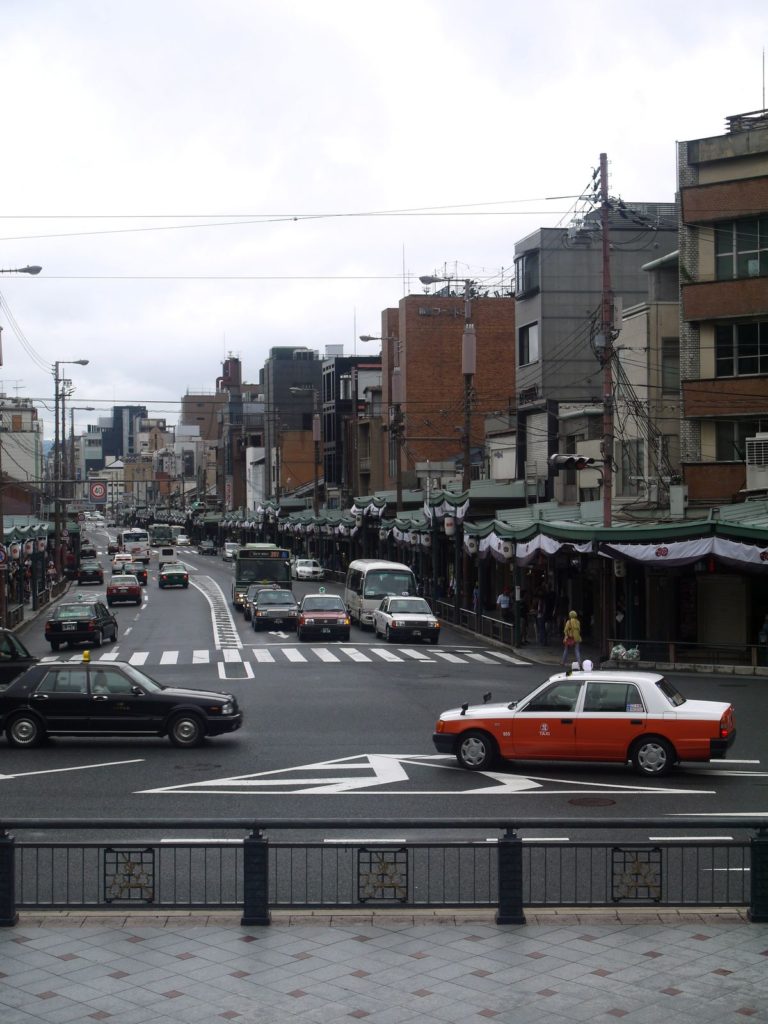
373,596,440,644
106,574,142,606
0,661,243,748
198,540,217,555
121,561,148,585
251,586,299,631
158,562,189,589
222,541,239,561
296,593,350,641
44,601,118,650
77,559,104,585
291,558,325,581
433,670,737,777
0,629,38,688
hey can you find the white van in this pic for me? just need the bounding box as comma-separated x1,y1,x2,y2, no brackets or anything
344,559,418,628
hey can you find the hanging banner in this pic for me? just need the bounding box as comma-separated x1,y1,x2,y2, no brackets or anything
712,537,768,567
515,534,593,565
424,497,470,523
24,539,34,555
604,537,713,566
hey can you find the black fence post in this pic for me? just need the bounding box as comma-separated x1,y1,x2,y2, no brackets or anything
496,827,526,925
748,827,768,923
241,828,271,926
0,829,18,927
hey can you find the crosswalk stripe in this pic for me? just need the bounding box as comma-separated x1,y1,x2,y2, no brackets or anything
192,650,210,663
129,652,149,665
399,648,433,661
488,651,530,665
465,652,498,663
282,648,307,663
433,651,467,663
339,647,372,662
223,649,242,663
370,648,404,662
160,651,179,665
313,648,340,662
251,649,276,663
95,652,120,662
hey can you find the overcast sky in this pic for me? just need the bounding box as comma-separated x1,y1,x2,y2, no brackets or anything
1,0,765,440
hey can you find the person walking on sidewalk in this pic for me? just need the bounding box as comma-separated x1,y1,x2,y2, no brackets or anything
561,609,582,666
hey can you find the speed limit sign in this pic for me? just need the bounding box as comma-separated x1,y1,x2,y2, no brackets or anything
89,480,107,503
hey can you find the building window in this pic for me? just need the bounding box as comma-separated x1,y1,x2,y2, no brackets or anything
518,322,539,366
715,418,768,461
514,250,540,298
715,321,768,377
715,217,768,280
618,439,645,497
661,337,680,393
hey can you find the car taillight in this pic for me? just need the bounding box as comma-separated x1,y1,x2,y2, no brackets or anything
436,720,445,733
44,621,53,632
86,620,96,631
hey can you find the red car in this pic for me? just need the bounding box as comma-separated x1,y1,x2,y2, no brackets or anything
106,574,142,606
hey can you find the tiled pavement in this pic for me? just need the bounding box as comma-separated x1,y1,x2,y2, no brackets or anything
1,910,767,1023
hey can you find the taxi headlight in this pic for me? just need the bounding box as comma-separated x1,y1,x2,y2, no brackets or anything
304,617,315,624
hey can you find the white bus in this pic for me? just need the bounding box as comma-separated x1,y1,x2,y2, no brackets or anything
117,528,151,564
344,559,417,628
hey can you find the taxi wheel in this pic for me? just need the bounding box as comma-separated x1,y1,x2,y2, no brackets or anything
457,730,497,771
92,630,103,648
7,714,44,748
631,736,674,776
168,714,204,748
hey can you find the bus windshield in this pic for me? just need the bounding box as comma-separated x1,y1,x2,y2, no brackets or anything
238,561,290,584
363,570,417,599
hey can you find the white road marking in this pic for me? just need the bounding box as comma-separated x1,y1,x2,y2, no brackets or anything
465,652,500,664
488,651,530,665
1,759,144,781
340,648,371,662
313,648,340,662
192,650,210,663
251,649,275,663
370,648,404,662
129,652,149,665
95,652,120,661
433,651,468,663
399,648,433,660
160,651,179,664
223,649,242,662
283,648,307,663
648,835,734,841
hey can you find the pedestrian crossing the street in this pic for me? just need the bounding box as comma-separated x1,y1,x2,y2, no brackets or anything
39,644,530,668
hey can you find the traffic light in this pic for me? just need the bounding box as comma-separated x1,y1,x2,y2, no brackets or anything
549,453,597,471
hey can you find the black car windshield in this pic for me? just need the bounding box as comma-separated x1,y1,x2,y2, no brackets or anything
258,591,295,606
302,596,345,611
389,598,431,614
120,664,165,692
55,605,98,619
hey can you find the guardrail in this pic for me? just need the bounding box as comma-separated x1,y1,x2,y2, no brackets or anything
607,637,768,670
1,818,766,926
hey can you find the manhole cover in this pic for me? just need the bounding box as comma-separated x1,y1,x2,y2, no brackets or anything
568,797,616,807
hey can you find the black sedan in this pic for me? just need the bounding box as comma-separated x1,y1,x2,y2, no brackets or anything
0,661,243,748
0,629,38,687
297,593,350,641
77,559,104,585
44,601,118,650
198,540,217,555
251,587,299,630
122,561,148,585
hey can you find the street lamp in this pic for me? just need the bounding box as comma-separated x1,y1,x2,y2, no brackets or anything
0,264,42,626
53,359,89,574
360,334,404,513
289,385,321,517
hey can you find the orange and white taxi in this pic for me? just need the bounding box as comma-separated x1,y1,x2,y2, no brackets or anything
432,670,736,777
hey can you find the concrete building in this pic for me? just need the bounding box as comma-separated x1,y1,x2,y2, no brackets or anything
262,347,322,501
513,205,678,502
0,395,44,514
678,108,768,504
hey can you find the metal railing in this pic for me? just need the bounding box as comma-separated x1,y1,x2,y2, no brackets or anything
1,818,766,926
608,637,768,669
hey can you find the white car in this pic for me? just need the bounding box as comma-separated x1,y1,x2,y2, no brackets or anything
373,596,440,644
176,534,190,546
222,542,239,562
292,558,325,581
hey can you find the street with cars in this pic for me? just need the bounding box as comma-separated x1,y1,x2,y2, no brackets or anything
1,526,766,841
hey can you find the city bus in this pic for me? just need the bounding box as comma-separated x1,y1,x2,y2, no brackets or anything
117,528,151,564
148,523,174,547
232,543,291,610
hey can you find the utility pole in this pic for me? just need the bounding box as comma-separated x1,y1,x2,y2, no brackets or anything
597,152,614,528
390,367,404,513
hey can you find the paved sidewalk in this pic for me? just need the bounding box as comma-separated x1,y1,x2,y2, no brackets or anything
1,910,766,1023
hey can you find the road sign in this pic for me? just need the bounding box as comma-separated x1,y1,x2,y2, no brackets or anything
0,546,6,564
77,512,86,522
89,480,108,503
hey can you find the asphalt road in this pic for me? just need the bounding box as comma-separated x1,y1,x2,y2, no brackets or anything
4,530,767,840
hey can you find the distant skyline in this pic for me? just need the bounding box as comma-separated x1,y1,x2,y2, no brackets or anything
1,0,766,439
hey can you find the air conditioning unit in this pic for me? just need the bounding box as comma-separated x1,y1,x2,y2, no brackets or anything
746,434,768,491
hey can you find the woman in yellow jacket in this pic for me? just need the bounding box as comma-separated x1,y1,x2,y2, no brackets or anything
561,610,582,666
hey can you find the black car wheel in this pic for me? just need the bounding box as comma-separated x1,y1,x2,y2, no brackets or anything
385,625,392,643
50,640,60,651
111,626,118,642
7,714,44,748
107,600,114,606
430,636,439,645
457,730,497,771
92,630,103,648
168,713,204,748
